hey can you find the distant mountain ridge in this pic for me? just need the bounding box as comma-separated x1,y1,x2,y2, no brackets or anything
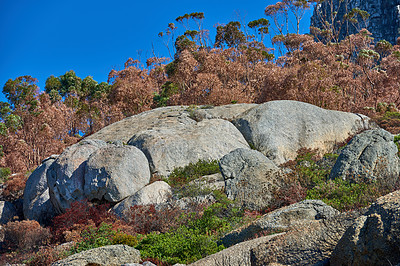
311,0,400,44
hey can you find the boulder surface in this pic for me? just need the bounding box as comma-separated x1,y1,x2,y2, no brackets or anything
84,145,150,203
220,148,282,211
23,155,58,224
112,181,172,219
330,129,400,186
331,190,400,266
129,119,249,176
47,139,108,213
233,100,373,165
221,200,339,247
51,244,140,266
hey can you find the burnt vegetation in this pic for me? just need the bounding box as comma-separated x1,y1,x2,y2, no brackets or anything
1,1,400,265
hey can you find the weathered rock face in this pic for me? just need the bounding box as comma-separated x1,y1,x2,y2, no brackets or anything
0,201,18,224
51,244,140,266
233,100,373,166
250,211,362,266
221,200,339,247
311,0,400,44
331,190,400,266
47,139,108,213
129,119,249,177
23,155,58,224
330,129,400,186
220,148,282,211
189,233,283,266
85,104,258,143
84,145,150,203
112,181,172,219
86,106,195,143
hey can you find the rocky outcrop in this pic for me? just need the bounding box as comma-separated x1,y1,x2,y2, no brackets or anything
330,129,400,186
233,100,372,166
85,106,195,143
84,145,150,203
331,190,400,266
23,155,58,224
311,0,400,44
47,139,109,213
86,104,258,143
51,244,140,266
112,181,172,219
189,233,283,266
220,148,283,211
221,200,339,247
250,211,362,266
129,119,249,177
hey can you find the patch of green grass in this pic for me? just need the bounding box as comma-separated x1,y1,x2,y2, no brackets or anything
306,178,383,211
167,159,220,187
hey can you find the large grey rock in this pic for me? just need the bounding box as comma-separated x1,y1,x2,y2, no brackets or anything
189,233,283,266
86,106,195,143
47,139,108,213
250,211,362,266
23,155,58,224
233,100,373,165
51,244,140,266
0,201,18,224
221,200,339,247
330,129,400,186
112,181,172,219
220,148,283,211
129,119,249,177
85,104,258,143
84,145,150,203
331,190,400,266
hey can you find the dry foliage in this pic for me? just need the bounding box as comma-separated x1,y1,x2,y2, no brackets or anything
2,220,51,251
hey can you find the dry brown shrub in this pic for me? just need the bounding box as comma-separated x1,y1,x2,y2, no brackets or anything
2,220,51,251
2,173,27,201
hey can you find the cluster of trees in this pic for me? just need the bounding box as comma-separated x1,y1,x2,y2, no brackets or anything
1,0,400,174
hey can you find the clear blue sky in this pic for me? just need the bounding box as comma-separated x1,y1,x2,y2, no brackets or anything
0,0,313,103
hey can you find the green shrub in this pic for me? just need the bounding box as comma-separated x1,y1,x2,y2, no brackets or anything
136,226,224,264
306,178,383,211
71,222,116,254
167,159,220,187
0,167,11,183
112,232,142,247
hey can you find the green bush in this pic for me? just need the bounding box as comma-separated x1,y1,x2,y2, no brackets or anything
167,159,220,187
71,223,116,254
306,178,383,211
136,226,224,264
0,167,11,183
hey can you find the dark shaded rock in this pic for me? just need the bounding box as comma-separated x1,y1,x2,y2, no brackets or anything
331,190,400,266
311,0,400,44
0,201,18,224
23,155,58,224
